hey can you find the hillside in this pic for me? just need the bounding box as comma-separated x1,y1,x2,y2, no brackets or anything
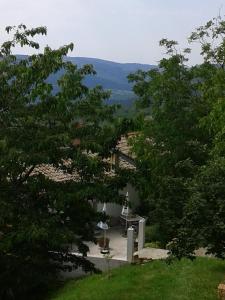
54,57,155,107
49,258,225,300
17,55,155,107
71,57,153,90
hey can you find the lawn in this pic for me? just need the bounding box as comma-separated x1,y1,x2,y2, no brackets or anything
49,258,225,300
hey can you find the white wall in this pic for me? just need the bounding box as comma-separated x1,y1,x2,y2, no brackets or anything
97,183,140,218
97,202,122,217
120,183,139,211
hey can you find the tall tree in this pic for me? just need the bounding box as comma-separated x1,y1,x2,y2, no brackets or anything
0,25,126,299
128,40,209,246
129,15,225,258
169,16,225,259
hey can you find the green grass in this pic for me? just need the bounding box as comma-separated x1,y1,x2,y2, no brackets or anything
49,258,225,300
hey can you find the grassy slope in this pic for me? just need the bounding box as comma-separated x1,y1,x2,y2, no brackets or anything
49,258,225,300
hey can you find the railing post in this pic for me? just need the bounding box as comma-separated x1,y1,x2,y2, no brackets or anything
127,227,134,262
138,218,146,252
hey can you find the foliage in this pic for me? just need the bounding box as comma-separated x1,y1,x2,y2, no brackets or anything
130,16,225,257
0,25,128,299
49,258,225,300
168,158,225,260
145,225,162,244
128,39,209,246
144,241,161,249
168,16,225,259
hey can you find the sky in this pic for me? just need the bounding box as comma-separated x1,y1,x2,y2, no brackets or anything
0,0,224,65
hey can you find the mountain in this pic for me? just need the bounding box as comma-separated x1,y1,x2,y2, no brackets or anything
69,57,156,107
17,55,156,107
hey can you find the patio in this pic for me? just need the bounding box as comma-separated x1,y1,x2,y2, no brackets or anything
84,225,169,262
85,226,129,261
71,223,169,263
66,224,169,279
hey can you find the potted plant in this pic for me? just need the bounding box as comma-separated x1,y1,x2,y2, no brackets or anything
98,236,110,250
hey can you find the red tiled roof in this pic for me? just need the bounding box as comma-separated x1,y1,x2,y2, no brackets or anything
32,133,137,182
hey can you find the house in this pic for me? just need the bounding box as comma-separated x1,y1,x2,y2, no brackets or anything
33,132,140,223
96,132,139,222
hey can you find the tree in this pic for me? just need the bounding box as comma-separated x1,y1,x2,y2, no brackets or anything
128,40,209,246
168,157,225,260
129,15,225,258
168,16,225,259
0,25,126,299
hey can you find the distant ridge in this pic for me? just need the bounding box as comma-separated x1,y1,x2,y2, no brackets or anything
68,57,154,91
17,55,156,106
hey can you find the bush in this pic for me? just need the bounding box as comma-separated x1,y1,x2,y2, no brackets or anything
145,241,162,249
145,224,162,242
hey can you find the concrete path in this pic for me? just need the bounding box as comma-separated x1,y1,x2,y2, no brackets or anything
134,247,169,260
